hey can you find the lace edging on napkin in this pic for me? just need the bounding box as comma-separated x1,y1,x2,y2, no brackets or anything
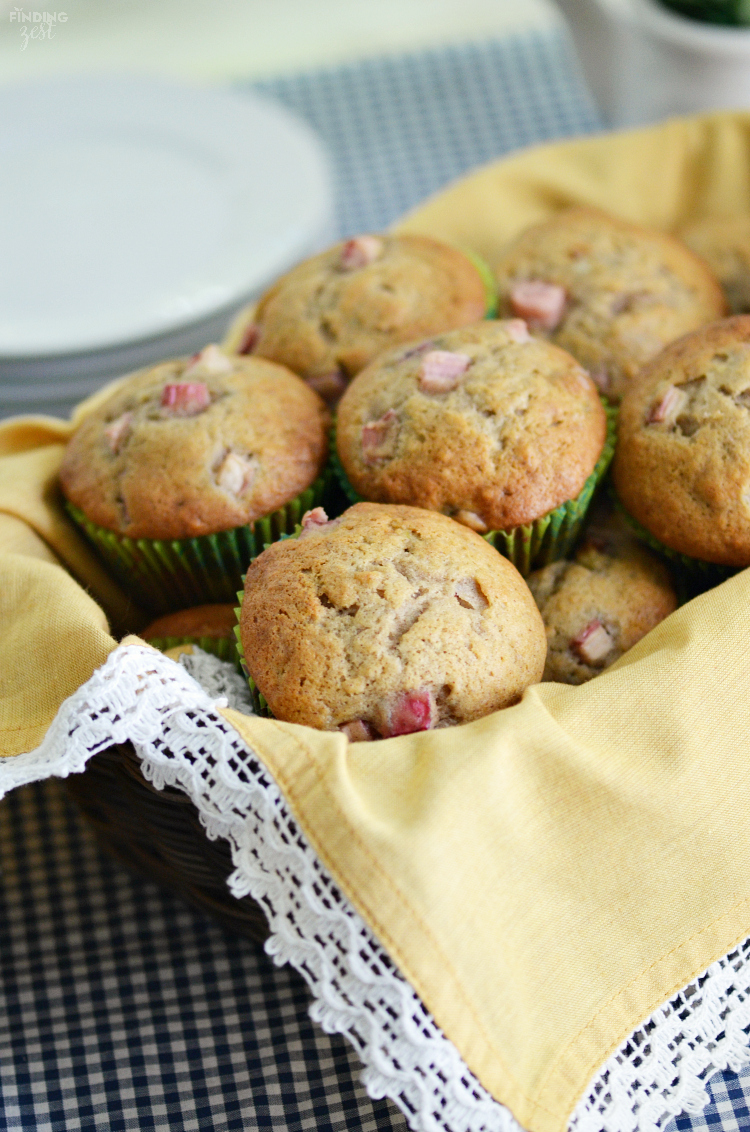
3,643,750,1132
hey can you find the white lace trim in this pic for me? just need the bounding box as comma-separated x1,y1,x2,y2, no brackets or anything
2,643,750,1132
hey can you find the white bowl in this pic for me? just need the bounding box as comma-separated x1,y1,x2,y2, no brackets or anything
557,0,750,125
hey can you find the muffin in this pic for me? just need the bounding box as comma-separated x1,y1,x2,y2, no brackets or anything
335,320,611,571
613,315,750,568
494,207,726,402
60,344,331,612
682,215,750,314
229,234,492,404
238,503,547,737
528,518,677,684
143,604,240,666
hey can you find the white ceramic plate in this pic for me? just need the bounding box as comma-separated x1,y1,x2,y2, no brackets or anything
0,74,334,358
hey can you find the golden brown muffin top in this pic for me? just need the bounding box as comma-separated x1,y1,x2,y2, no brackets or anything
613,315,750,566
240,234,488,400
495,206,726,402
336,320,606,532
528,526,676,685
60,345,329,540
143,604,238,641
681,214,750,314
240,502,546,736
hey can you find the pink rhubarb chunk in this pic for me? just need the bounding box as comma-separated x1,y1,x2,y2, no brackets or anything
216,451,257,495
510,281,567,331
418,350,471,393
299,507,340,539
237,323,260,355
454,510,488,533
160,382,211,417
104,411,133,454
572,620,613,665
386,689,436,737
647,384,688,424
361,408,398,462
183,344,234,377
505,318,531,343
340,235,383,270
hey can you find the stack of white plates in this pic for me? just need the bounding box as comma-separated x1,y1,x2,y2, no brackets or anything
0,75,335,419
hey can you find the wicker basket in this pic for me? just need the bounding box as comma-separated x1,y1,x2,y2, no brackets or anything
66,743,269,943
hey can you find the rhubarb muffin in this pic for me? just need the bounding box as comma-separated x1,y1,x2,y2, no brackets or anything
682,214,750,314
613,315,750,568
528,518,676,684
335,320,611,572
60,344,330,612
143,604,240,665
230,234,492,404
239,503,546,737
494,207,726,402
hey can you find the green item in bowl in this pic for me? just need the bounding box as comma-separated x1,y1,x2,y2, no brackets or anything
657,0,750,26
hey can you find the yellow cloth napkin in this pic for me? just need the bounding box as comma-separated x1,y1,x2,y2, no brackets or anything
5,110,750,1132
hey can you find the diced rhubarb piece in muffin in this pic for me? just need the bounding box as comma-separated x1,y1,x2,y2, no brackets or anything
160,382,211,417
418,350,471,393
509,281,567,330
340,235,384,270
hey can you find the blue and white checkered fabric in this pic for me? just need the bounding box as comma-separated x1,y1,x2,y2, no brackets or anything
671,1069,750,1132
0,780,404,1131
4,29,747,1132
253,33,601,237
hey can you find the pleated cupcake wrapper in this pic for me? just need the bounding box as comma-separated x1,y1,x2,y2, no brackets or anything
233,598,274,718
332,404,617,576
484,404,616,575
611,492,736,599
459,247,499,318
146,634,241,669
65,470,331,616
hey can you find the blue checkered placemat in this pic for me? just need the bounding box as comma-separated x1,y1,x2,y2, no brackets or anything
253,33,601,237
3,29,747,1132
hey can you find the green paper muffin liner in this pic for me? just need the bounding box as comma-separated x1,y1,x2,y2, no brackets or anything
331,404,617,576
146,634,241,669
65,468,332,617
611,491,736,599
234,597,274,717
459,247,499,318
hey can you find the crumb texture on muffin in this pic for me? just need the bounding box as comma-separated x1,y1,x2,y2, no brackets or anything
60,348,330,540
681,214,750,314
143,604,238,641
241,234,488,390
495,207,726,402
336,320,606,532
528,518,676,683
613,315,750,566
239,503,546,734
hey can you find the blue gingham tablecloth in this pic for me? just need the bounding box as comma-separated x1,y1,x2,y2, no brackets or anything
3,29,749,1132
